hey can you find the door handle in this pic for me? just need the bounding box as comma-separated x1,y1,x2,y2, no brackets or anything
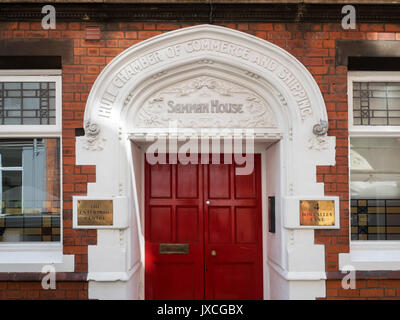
210,250,217,256
206,200,210,205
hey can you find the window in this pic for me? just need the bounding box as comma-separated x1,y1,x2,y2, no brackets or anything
0,82,56,125
0,70,61,245
0,139,60,242
0,70,61,135
349,72,400,241
350,137,400,240
352,82,400,126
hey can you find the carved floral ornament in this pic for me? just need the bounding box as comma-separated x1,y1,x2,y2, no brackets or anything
133,76,277,129
83,121,106,151
308,136,329,151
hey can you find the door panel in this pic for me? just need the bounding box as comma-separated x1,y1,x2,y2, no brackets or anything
204,155,263,300
176,206,199,242
145,162,204,300
208,207,232,244
153,263,198,299
211,263,257,299
234,168,257,199
149,206,172,242
235,207,257,244
149,163,172,198
145,155,263,300
208,164,231,199
176,163,198,199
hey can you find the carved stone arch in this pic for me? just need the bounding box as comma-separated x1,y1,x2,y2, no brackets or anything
76,25,337,300
84,24,328,133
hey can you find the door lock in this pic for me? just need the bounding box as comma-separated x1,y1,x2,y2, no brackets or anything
211,250,217,256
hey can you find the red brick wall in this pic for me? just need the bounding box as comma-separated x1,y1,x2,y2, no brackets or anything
0,20,400,299
325,280,400,300
0,281,87,300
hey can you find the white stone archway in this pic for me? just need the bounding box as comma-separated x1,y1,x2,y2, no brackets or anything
74,25,338,300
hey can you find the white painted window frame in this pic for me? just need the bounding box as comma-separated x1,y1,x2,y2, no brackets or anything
0,69,62,137
0,70,63,265
345,71,400,270
348,71,400,136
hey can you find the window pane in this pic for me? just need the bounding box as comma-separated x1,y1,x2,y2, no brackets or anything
0,144,22,167
0,138,61,242
350,137,400,240
2,171,22,214
0,82,56,125
353,82,400,126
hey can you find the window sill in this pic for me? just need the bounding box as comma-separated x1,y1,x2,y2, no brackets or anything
0,243,62,264
339,241,400,271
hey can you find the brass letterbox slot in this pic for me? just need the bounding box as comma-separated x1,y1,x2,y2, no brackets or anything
159,243,189,255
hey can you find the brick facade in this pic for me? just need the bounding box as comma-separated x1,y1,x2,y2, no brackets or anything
0,18,399,299
0,281,87,300
324,280,400,300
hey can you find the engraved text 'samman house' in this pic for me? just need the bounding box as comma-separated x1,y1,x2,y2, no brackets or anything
1,0,400,300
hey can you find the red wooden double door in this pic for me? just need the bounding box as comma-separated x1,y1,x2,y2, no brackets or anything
145,155,263,300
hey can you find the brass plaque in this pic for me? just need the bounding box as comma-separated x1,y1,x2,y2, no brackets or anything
77,200,113,226
159,243,189,255
300,200,335,226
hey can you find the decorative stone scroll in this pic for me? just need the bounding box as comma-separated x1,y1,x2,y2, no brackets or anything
313,120,329,136
134,76,276,128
